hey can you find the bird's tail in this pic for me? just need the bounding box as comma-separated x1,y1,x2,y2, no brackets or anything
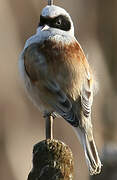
74,127,102,175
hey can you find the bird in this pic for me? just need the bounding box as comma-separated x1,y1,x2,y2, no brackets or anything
19,5,102,175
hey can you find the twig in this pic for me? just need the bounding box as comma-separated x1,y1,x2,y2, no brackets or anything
48,0,54,5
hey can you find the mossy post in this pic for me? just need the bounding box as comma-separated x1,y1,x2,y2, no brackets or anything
27,115,74,180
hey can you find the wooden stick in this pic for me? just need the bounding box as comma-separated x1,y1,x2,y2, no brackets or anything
48,0,54,5
46,115,53,140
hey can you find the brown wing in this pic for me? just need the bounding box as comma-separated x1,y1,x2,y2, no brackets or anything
73,43,94,118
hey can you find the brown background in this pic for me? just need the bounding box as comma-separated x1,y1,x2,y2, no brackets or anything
0,0,117,180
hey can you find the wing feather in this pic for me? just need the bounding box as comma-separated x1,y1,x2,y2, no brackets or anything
81,70,93,118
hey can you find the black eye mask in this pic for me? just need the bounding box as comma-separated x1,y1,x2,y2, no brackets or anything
38,15,71,31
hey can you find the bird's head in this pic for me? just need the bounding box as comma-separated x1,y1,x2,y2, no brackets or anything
37,5,74,37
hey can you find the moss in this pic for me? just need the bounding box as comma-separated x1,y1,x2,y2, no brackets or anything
28,139,74,180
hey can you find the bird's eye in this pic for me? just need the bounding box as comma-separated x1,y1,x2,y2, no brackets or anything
56,19,62,26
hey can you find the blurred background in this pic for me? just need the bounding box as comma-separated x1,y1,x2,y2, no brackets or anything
0,0,117,180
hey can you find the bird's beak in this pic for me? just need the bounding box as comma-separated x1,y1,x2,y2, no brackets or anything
41,25,50,31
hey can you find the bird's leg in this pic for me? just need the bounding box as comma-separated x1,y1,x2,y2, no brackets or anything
44,112,54,140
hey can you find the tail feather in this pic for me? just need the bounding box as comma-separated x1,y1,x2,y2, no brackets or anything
74,127,102,175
